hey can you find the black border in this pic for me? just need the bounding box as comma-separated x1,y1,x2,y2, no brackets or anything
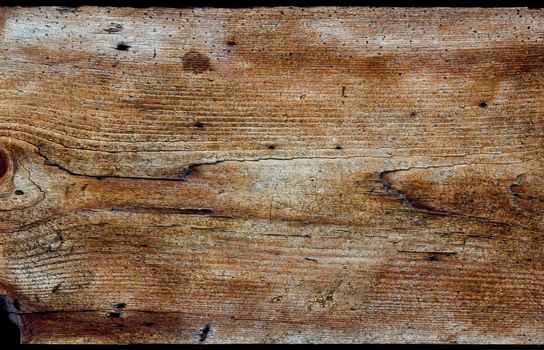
0,0,543,8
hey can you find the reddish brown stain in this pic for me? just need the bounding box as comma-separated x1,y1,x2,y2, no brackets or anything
235,45,397,81
182,51,211,74
378,165,542,230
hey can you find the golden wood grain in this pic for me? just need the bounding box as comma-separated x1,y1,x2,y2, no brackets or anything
0,6,543,344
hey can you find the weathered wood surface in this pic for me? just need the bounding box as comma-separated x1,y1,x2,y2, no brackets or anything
0,6,543,344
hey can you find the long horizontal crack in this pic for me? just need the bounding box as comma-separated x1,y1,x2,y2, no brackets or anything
397,249,458,255
14,136,521,182
40,153,392,181
39,146,518,182
107,206,214,215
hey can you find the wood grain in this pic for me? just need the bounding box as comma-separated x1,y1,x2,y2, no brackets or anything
0,6,543,344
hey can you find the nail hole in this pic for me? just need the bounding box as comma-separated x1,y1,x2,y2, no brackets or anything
479,101,488,108
108,311,121,318
194,121,205,129
199,324,211,343
335,145,343,150
267,145,276,150
226,40,236,46
116,43,130,51
114,303,126,309
14,190,24,196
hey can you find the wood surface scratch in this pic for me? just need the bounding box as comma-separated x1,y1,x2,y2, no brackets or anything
0,6,542,344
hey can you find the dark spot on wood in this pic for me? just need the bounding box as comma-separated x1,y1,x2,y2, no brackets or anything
14,190,24,196
427,254,438,261
114,303,126,309
267,145,276,150
226,40,236,46
0,295,21,345
410,111,417,117
341,86,346,97
144,322,154,327
199,323,211,343
194,121,205,129
0,150,11,180
52,284,61,293
116,43,131,51
108,311,121,318
335,145,343,150
479,100,488,108
182,51,211,74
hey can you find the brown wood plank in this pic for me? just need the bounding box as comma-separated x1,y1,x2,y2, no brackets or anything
0,6,543,343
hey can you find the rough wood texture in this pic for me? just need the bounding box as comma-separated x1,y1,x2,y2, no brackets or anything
0,6,543,344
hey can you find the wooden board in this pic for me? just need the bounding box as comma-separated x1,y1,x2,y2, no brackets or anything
0,6,543,344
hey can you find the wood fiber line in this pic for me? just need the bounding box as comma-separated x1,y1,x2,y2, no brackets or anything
0,6,542,344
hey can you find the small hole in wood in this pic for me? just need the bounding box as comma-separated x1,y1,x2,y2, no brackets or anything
116,43,130,51
114,303,126,309
199,324,211,343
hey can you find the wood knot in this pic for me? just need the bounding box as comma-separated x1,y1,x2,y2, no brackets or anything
0,149,12,181
182,51,211,74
